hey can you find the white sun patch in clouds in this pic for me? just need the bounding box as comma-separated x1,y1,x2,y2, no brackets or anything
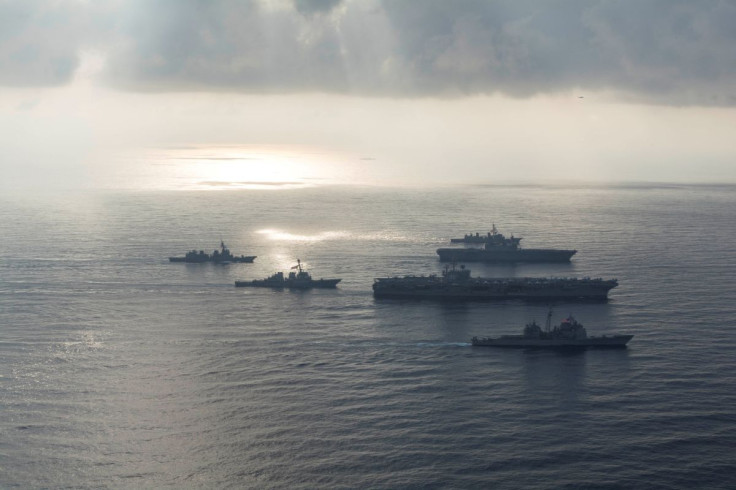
73,50,106,83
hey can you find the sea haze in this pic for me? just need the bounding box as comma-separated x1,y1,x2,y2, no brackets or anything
1,184,735,488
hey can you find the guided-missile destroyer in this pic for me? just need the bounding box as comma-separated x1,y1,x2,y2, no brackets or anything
169,241,256,263
235,260,341,289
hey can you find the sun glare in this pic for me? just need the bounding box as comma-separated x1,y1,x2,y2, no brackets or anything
256,229,350,242
124,144,357,191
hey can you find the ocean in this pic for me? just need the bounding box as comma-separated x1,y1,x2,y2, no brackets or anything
1,184,735,489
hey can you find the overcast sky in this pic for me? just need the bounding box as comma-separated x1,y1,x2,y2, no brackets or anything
2,0,736,189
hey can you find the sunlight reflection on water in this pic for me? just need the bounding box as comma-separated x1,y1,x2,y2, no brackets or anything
256,229,350,242
97,144,360,190
256,229,416,242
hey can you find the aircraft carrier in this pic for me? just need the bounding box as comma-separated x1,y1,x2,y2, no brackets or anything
372,265,617,300
439,225,576,263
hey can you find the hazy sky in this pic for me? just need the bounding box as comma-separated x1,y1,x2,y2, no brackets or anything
2,0,736,189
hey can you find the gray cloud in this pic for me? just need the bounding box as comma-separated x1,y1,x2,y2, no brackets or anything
102,0,352,93
0,2,83,86
3,0,736,105
377,0,736,104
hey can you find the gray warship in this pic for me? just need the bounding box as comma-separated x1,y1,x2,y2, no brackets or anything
439,225,576,263
372,264,617,300
235,259,341,289
471,309,633,348
169,241,256,263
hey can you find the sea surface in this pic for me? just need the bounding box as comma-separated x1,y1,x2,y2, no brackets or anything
1,184,735,489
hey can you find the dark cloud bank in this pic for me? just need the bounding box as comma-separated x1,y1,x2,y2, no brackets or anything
3,0,736,105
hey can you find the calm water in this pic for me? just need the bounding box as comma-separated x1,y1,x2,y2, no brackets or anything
1,184,735,489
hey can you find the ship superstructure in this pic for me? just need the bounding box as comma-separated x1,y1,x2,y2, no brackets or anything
450,224,522,246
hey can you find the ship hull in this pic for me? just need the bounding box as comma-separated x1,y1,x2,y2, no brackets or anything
436,248,576,263
235,279,341,289
170,256,256,263
372,278,616,301
373,290,612,300
471,335,633,348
